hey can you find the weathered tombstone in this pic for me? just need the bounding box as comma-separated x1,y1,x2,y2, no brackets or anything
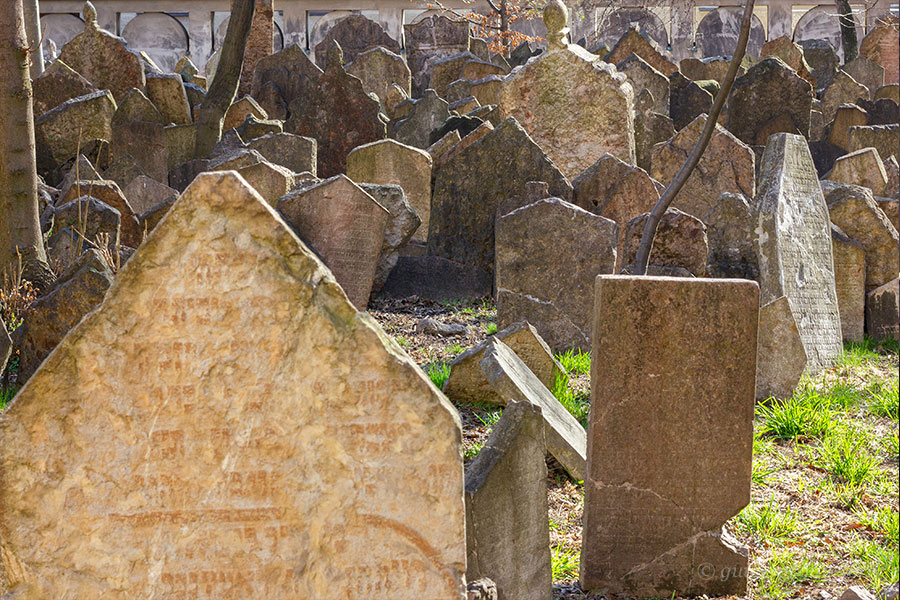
57,2,145,101
314,14,400,69
478,338,587,481
111,88,164,127
842,56,885,100
760,35,816,89
668,71,713,131
237,159,295,205
346,46,412,104
251,44,324,119
123,174,178,215
465,400,551,600
825,147,889,196
34,90,116,169
823,182,899,290
443,322,563,405
828,103,869,151
390,90,452,150
32,59,98,117
622,208,708,276
727,57,813,145
404,15,470,97
753,133,843,370
144,71,191,125
358,183,420,295
110,120,168,184
798,38,839,92
616,53,668,116
572,153,661,271
583,275,757,597
246,132,317,176
377,255,492,301
224,95,268,132
239,0,273,96
822,71,870,123
866,277,900,339
285,43,386,178
496,198,616,352
277,174,389,308
0,171,467,599
498,1,635,178
605,26,676,76
634,91,675,171
859,18,900,85
875,83,900,103
424,51,479,99
756,295,808,400
651,114,756,222
427,117,572,276
705,192,759,280
831,225,866,342
847,124,900,161
164,123,197,171
61,179,142,248
347,139,432,243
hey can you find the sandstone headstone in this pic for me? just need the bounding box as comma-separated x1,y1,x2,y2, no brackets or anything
634,100,675,171
823,71,870,123
34,90,116,168
498,2,635,178
465,400,551,600
57,2,145,101
61,179,142,247
753,133,843,370
430,52,481,98
378,255,491,301
224,95,268,132
798,39,838,92
760,35,816,89
102,152,149,190
51,195,121,252
866,277,899,339
825,147,889,196
823,182,899,290
651,114,756,221
847,124,899,161
622,208,709,276
277,174,389,308
247,132,317,176
404,15,470,96
390,89,452,150
250,44,323,118
728,57,813,145
828,103,870,151
756,295,808,400
478,338,588,481
123,174,178,215
110,120,168,184
842,56,885,100
859,19,900,85
346,46,412,104
669,71,713,131
616,53,668,116
443,322,563,405
285,43,386,178
831,225,866,342
111,88,164,127
428,118,571,276
705,192,759,279
875,83,900,103
0,171,467,598
347,139,432,242
237,160,295,206
605,26,676,76
496,198,616,352
314,14,400,69
358,183,420,295
32,59,98,117
164,123,196,171
460,59,506,84
145,72,191,125
239,0,273,97
584,275,757,597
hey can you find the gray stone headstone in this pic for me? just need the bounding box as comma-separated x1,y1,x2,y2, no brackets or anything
831,225,866,343
867,277,899,340
756,295,808,401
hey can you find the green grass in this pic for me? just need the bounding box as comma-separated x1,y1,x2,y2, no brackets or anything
814,428,880,489
848,536,900,590
0,387,17,411
556,349,591,375
882,431,899,462
868,379,899,421
482,322,498,335
426,362,451,390
854,505,900,543
394,336,410,348
447,343,465,358
757,551,827,600
736,496,802,545
550,543,579,580
757,392,835,440
552,372,589,428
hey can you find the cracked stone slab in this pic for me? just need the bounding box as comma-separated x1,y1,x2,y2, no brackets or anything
583,275,757,597
0,171,466,599
478,338,587,482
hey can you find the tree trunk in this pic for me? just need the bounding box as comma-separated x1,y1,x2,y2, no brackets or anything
193,0,256,158
499,0,510,55
23,0,43,78
0,0,53,289
835,0,858,63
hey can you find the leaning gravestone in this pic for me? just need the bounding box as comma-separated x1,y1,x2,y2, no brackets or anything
346,46,412,104
867,277,900,339
58,1,145,101
583,275,758,597
616,53,669,116
754,133,843,370
465,401,551,600
831,225,866,342
0,171,467,598
34,90,116,170
277,174,390,309
390,90,452,150
313,14,401,69
499,0,635,179
756,295,808,400
404,15,470,97
859,18,900,85
251,44,323,120
842,56,884,101
31,59,98,117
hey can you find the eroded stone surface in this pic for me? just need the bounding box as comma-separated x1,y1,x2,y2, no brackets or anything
346,46,412,105
756,295,808,400
35,90,116,168
825,147,889,196
584,275,757,597
404,15,470,97
313,14,400,69
866,277,900,339
0,171,466,599
705,192,759,280
32,59,98,117
251,44,323,119
622,208,709,277
831,225,866,342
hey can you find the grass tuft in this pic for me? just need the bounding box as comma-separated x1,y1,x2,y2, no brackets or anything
426,362,451,390
550,543,579,580
552,372,589,428
736,496,802,544
814,428,880,489
757,392,835,440
556,349,591,375
758,551,827,600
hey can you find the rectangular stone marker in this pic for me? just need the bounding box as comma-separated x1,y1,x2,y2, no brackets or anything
0,171,467,599
754,133,843,371
465,400,551,600
583,275,758,598
867,277,900,340
831,225,866,342
478,338,587,482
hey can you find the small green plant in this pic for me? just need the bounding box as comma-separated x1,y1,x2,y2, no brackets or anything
0,386,18,411
848,536,900,590
464,440,485,459
815,428,880,489
867,379,899,421
482,322,498,335
757,393,835,440
426,363,451,389
474,408,502,428
752,460,779,485
556,349,591,375
550,543,579,580
735,496,801,544
882,431,899,462
838,338,883,368
552,372,589,428
447,343,465,358
854,506,900,544
757,550,827,600
394,336,410,348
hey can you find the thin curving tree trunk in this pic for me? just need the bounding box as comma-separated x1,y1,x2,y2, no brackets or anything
0,0,53,289
194,0,256,158
23,0,43,78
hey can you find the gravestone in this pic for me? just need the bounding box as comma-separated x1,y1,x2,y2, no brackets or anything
430,52,481,99
428,117,571,276
754,133,843,370
756,296,808,400
346,46,412,104
705,193,759,280
651,114,755,222
145,72,191,125
622,208,708,276
846,124,899,161
314,14,400,69
825,148,889,196
859,19,899,85
358,183,420,295
0,171,467,599
465,401,550,600
57,2,145,101
390,90,452,150
760,36,816,89
828,104,869,151
285,43,386,178
831,225,866,342
822,71,870,123
605,26,676,76
496,198,616,352
32,59,98,117
224,96,268,132
347,139,432,243
866,277,900,339
404,15,470,97
669,71,713,131
616,53,669,116
111,88,164,127
498,0,635,178
277,174,389,309
110,120,168,184
478,338,587,481
377,255,492,301
842,56,884,100
443,322,562,405
250,44,323,119
798,39,838,92
634,92,675,171
61,179,142,248
247,132,317,176
572,153,662,271
34,90,116,169
583,275,757,597
727,57,813,145
239,0,273,97
123,174,178,215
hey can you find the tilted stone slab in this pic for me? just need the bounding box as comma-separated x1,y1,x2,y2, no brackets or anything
825,147,889,196
404,15,470,97
313,14,401,69
756,295,808,401
831,225,866,342
32,59,98,117
0,171,466,599
35,90,116,168
583,275,757,597
866,277,899,339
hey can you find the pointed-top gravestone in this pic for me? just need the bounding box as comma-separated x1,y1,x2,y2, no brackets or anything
251,43,323,117
111,88,164,127
314,14,401,69
754,133,843,371
32,59,98,117
58,1,145,101
0,171,466,599
285,42,386,178
498,0,635,178
404,14,470,96
346,46,412,104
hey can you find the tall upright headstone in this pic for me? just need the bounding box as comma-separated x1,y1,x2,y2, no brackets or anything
239,0,274,97
404,15,470,97
583,275,758,597
754,133,843,371
0,171,466,599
